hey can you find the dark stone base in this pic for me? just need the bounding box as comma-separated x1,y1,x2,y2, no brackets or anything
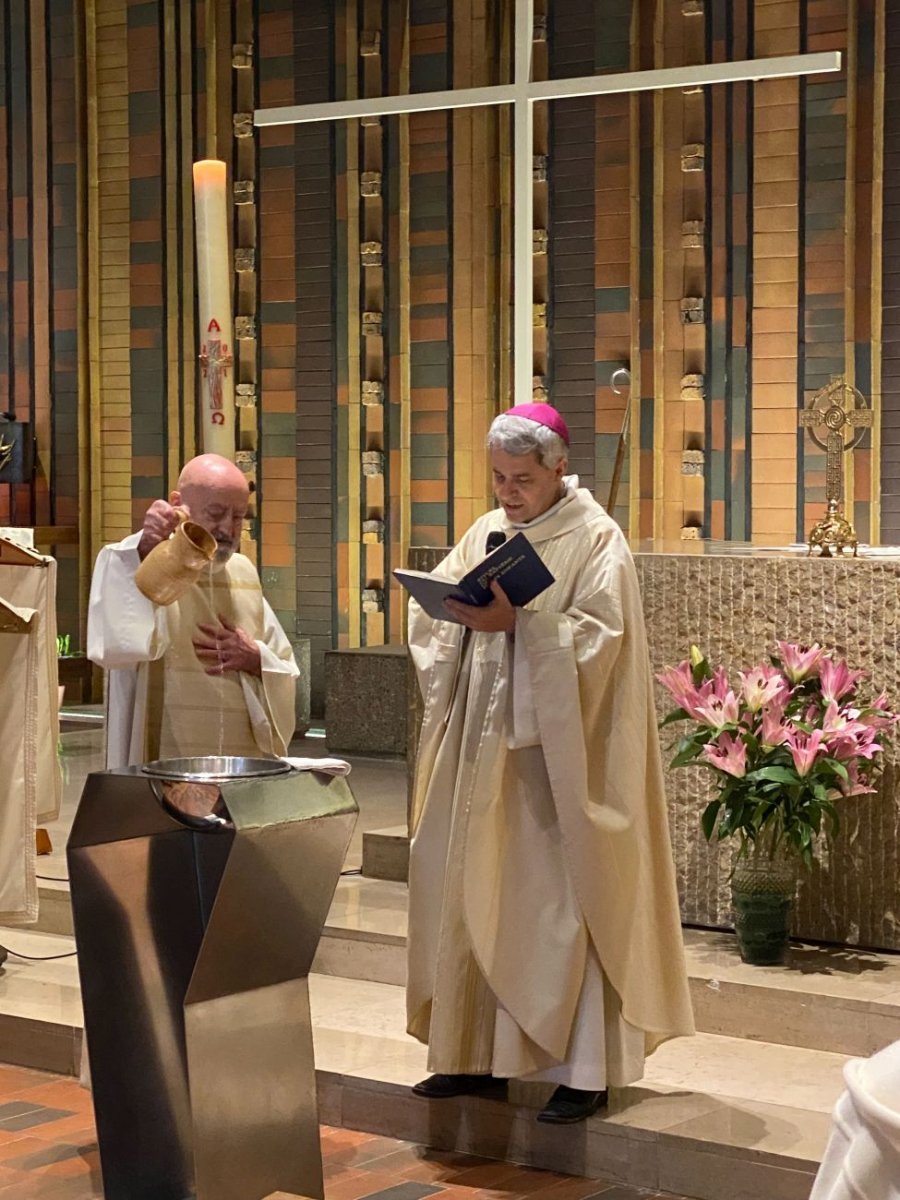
324,645,409,756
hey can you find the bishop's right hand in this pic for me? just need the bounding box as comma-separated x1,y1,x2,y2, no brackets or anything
137,499,183,562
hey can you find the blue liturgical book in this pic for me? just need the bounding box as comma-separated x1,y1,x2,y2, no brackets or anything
393,532,555,623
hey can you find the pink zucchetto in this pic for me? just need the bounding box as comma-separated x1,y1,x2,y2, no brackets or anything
503,403,570,446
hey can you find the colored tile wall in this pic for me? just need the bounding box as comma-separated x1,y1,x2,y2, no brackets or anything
1,1,897,708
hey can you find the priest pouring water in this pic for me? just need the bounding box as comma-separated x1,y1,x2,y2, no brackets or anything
87,453,298,768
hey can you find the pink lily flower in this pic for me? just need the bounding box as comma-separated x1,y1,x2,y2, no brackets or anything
657,661,694,701
760,703,791,748
710,667,731,699
819,658,865,703
657,661,708,721
828,728,882,762
857,692,899,732
701,732,748,778
777,641,824,684
852,729,882,761
821,700,869,740
840,761,877,797
799,703,819,727
739,665,789,713
786,729,825,776
694,690,741,730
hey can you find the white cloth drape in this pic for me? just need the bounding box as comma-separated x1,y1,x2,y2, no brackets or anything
0,545,61,924
810,1040,900,1200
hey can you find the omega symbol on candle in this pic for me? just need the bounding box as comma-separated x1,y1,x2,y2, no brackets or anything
199,319,233,426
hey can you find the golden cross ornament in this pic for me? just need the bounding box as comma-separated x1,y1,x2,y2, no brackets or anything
798,375,873,556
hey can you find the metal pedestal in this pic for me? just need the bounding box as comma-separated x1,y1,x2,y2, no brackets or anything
67,763,357,1200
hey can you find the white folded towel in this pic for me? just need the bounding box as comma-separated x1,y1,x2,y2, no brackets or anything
282,755,352,777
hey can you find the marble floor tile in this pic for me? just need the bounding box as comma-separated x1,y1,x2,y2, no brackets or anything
682,928,900,1002
659,1098,831,1167
0,932,81,1027
643,1032,846,1114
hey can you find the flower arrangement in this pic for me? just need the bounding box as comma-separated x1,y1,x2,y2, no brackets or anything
657,643,897,867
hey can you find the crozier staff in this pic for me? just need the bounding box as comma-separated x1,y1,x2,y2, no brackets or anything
406,404,694,1124
88,453,298,767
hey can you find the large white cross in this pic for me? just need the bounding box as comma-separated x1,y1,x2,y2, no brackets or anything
255,0,840,407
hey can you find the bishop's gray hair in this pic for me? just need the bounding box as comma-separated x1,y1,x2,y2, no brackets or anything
486,413,568,469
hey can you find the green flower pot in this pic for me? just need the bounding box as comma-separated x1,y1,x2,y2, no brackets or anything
731,853,796,966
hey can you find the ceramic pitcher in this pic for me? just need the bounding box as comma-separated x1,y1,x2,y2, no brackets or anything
134,514,217,606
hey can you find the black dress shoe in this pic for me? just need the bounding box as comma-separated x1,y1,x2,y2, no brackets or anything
536,1085,609,1124
411,1072,508,1099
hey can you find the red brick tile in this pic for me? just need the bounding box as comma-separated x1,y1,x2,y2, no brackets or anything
0,1163,33,1190
324,1167,382,1200
443,1162,533,1190
392,1148,493,1184
12,1084,90,1115
530,1180,616,1200
21,1118,95,1144
0,1136,52,1162
472,1167,576,1200
0,1068,51,1099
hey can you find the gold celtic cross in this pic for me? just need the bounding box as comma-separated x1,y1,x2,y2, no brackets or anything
799,375,873,556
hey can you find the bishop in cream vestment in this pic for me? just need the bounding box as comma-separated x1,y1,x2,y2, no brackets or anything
407,414,693,1100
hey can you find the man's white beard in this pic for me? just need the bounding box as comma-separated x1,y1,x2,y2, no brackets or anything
214,543,235,563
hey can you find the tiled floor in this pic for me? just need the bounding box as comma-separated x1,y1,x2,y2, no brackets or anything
0,1065,690,1200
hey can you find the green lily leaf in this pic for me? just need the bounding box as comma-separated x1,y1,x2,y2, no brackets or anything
660,708,691,728
821,758,849,782
747,766,800,785
671,745,704,768
701,800,721,842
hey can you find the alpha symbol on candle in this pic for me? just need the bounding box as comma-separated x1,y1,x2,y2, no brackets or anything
199,318,234,416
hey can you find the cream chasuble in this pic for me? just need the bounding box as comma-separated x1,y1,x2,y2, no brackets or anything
88,533,298,767
407,484,694,1086
0,544,62,925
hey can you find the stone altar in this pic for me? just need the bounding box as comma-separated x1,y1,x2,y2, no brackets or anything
637,543,900,951
348,544,900,952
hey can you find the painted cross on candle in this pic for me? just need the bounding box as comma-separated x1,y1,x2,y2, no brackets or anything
193,160,236,457
199,318,234,425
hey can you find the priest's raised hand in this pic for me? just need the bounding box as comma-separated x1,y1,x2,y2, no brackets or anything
193,615,263,678
136,498,182,561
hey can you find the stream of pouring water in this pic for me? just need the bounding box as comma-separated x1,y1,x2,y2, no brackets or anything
207,561,225,758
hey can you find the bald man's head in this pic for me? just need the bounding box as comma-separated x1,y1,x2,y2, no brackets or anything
170,454,249,562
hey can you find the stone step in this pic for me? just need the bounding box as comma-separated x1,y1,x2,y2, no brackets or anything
32,875,900,1059
318,878,900,1059
0,935,845,1200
